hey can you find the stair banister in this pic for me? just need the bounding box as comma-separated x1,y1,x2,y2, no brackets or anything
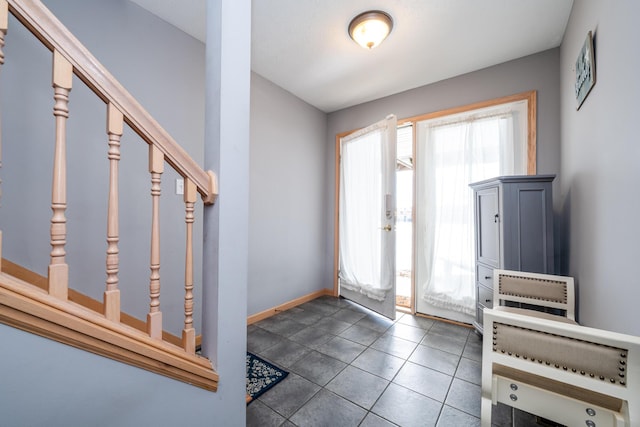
0,0,219,390
6,0,217,203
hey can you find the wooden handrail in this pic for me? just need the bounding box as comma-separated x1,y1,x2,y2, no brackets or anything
6,0,217,204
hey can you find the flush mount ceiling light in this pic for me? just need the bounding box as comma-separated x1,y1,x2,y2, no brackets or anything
348,10,393,49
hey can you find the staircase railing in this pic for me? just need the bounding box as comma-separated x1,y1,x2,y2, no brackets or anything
0,0,218,390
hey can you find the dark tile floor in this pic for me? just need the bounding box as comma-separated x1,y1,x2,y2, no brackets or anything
246,295,540,427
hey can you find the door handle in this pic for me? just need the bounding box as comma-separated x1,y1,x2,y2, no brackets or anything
380,224,392,232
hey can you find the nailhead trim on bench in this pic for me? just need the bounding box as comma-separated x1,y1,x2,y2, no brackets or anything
493,322,628,386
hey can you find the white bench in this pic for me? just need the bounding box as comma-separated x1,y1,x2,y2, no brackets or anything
493,269,576,322
481,308,640,427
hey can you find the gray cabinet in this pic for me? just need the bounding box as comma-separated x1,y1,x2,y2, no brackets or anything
470,175,555,334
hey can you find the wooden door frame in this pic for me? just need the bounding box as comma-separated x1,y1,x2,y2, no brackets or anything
333,90,537,314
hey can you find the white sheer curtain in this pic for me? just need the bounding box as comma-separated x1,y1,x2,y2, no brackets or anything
416,102,527,315
339,117,396,301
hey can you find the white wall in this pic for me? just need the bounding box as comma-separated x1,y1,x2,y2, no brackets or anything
559,0,640,335
248,73,328,315
326,50,563,288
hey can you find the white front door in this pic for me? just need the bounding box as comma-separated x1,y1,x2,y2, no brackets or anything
338,115,397,319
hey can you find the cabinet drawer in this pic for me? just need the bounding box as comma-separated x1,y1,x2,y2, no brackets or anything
477,264,494,288
477,284,493,309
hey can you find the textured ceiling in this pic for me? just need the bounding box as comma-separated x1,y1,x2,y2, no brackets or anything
129,0,574,113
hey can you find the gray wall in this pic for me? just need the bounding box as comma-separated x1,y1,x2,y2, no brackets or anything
0,324,220,426
559,0,640,335
325,49,562,287
1,0,206,336
248,73,328,315
201,0,251,423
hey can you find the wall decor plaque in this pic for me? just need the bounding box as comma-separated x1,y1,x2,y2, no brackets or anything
575,31,596,110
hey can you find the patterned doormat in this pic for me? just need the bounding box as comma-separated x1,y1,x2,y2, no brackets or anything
246,352,289,405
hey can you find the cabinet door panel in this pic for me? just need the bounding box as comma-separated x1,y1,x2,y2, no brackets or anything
502,182,554,273
517,188,548,273
476,187,500,267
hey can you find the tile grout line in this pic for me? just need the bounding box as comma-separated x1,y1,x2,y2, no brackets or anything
248,298,482,426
